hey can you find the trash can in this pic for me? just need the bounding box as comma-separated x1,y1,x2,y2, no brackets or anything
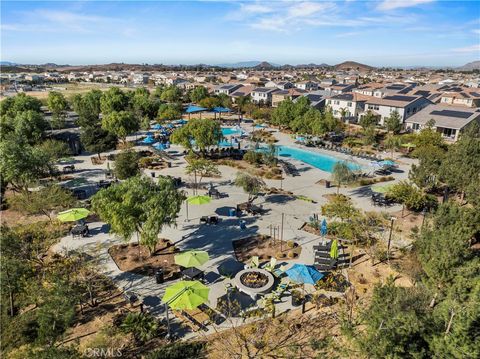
155,269,164,284
325,180,331,189
151,172,156,178
239,220,246,230
229,208,237,217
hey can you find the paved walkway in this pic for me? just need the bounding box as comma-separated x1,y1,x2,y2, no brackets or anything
51,123,415,338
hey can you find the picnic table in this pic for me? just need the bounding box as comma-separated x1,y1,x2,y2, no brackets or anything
71,224,89,238
200,215,219,225
184,308,210,326
181,267,204,281
62,165,75,174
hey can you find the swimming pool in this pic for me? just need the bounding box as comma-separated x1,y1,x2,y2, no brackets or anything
222,127,242,136
276,145,360,172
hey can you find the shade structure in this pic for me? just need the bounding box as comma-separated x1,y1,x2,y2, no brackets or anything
187,195,211,205
286,264,324,285
370,161,383,169
153,142,165,150
330,239,339,259
185,105,207,114
174,250,209,268
162,280,210,310
320,219,328,236
57,208,90,222
212,106,231,113
371,183,395,194
142,136,155,144
152,124,163,130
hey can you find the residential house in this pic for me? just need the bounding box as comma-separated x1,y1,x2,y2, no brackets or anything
295,80,318,91
405,104,480,142
265,81,294,90
364,94,431,125
230,85,255,103
271,88,306,107
325,83,355,95
373,83,416,98
295,90,327,110
325,93,370,121
214,84,244,95
440,90,480,107
251,87,280,104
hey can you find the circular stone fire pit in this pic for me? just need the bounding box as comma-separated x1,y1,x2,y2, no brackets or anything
234,268,275,298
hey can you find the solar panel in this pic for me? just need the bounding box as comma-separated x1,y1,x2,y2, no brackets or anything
430,110,472,119
414,90,430,97
386,84,405,90
384,95,416,102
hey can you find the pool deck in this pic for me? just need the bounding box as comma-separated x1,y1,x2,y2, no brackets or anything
51,122,415,339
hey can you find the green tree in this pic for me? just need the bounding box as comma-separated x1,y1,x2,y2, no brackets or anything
384,134,402,157
157,103,182,122
359,111,378,130
100,87,129,115
386,181,437,213
70,89,102,127
234,172,265,201
35,139,70,162
321,194,359,221
271,99,295,128
8,185,76,220
413,124,444,151
409,145,446,191
0,93,42,119
235,95,251,120
185,158,220,191
131,87,159,122
170,118,222,154
362,125,377,145
384,110,402,134
114,149,140,179
1,110,49,144
120,312,159,343
101,110,139,143
91,176,185,255
0,139,53,192
199,96,221,110
80,125,118,158
47,91,68,129
189,86,209,103
331,161,355,193
160,86,182,103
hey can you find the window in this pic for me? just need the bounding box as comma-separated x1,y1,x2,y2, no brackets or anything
368,105,379,110
347,102,352,107
412,123,420,130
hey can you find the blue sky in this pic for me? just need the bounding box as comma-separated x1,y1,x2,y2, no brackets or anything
1,0,479,67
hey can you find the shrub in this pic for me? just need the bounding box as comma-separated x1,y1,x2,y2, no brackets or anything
145,342,207,359
119,313,159,343
114,149,140,179
243,150,263,166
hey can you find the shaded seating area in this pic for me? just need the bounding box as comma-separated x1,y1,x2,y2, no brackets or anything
71,224,90,238
236,202,264,216
371,193,394,206
199,215,219,225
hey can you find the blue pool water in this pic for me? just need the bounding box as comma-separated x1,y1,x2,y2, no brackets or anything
221,127,242,136
276,145,360,173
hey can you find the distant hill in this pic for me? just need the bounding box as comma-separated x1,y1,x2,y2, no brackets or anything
217,61,281,68
0,61,17,66
457,61,480,71
295,63,331,68
254,61,277,70
335,61,374,71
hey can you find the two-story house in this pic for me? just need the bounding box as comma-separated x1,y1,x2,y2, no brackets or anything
325,93,370,121
251,87,280,104
295,80,318,91
214,84,244,96
364,94,431,125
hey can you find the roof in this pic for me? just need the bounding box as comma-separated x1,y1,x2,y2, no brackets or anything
405,104,480,129
327,92,371,102
365,94,426,107
252,87,279,94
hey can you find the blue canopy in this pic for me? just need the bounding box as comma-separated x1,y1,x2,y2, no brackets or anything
142,136,155,144
321,219,328,236
165,123,174,129
173,119,187,125
185,105,207,114
381,160,396,167
286,264,324,285
153,142,165,150
152,124,163,130
212,106,231,113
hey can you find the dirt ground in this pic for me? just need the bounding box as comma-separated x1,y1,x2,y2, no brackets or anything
233,234,302,263
109,240,181,278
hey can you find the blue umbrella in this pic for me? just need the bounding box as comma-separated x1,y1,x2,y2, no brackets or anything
153,142,165,150
286,264,324,285
212,106,231,113
320,219,327,237
381,160,395,167
152,124,163,130
185,105,207,114
165,123,174,129
142,136,155,144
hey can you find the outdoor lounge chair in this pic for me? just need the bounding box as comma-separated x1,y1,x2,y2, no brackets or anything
248,256,259,268
272,264,288,278
262,257,277,272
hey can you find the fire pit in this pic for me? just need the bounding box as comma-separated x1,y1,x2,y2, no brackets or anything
234,268,274,298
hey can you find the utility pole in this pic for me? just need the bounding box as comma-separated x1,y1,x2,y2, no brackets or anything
387,217,396,262
281,212,284,242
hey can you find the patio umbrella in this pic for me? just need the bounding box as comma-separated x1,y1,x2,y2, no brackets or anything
142,136,155,144
57,208,90,222
371,183,395,194
370,161,383,170
174,250,209,268
162,280,210,310
380,160,396,167
187,195,211,205
285,264,324,285
320,218,328,237
401,142,416,149
153,142,165,150
152,124,163,130
330,239,339,259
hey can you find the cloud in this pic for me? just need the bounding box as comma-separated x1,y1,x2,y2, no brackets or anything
335,31,362,38
377,0,435,11
452,44,480,53
287,2,333,17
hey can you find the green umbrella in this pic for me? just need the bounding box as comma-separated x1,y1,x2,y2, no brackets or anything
174,250,209,268
57,208,90,222
371,183,395,194
187,195,211,205
162,280,210,310
330,239,339,259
